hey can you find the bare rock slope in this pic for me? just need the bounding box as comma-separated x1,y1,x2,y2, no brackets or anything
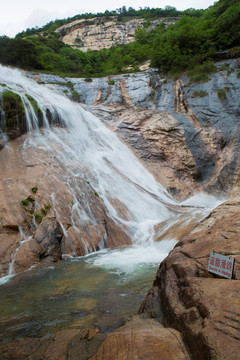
55,16,176,51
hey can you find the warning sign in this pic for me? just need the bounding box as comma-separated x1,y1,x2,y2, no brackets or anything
208,252,234,279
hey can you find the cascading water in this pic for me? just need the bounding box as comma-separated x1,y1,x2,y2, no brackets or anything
0,64,224,341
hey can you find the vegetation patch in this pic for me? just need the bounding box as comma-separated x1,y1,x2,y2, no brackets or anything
218,63,230,72
192,90,208,98
0,1,239,80
217,87,229,100
187,62,217,83
32,186,38,194
21,198,30,206
66,81,74,91
1,90,25,133
72,91,79,102
21,195,35,206
34,213,43,224
2,90,24,113
25,94,43,117
228,46,240,58
218,63,235,75
108,79,115,85
41,203,51,216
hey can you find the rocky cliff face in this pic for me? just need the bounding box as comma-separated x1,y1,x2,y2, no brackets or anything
55,16,177,51
31,58,240,198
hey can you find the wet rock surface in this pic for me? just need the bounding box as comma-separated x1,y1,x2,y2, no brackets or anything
94,288,147,333
0,135,131,275
28,58,240,199
140,197,240,359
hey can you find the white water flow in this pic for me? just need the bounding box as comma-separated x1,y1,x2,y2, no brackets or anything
0,65,223,275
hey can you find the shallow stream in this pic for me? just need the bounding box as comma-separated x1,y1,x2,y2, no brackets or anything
0,242,176,342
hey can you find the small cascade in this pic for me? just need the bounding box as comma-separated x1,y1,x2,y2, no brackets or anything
8,227,33,276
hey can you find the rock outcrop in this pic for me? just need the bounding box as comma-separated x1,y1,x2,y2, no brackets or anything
55,17,177,52
0,316,192,360
140,197,240,359
32,58,240,198
91,316,191,360
0,89,27,146
0,135,131,276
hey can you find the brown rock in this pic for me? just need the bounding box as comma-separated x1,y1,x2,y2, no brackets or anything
140,198,240,359
0,338,48,360
91,105,200,199
42,329,80,360
104,216,132,248
91,315,191,360
66,328,106,360
0,232,19,275
13,238,42,273
34,216,63,262
0,328,106,360
61,224,106,256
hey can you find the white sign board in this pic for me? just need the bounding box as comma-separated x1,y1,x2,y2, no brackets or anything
208,252,234,279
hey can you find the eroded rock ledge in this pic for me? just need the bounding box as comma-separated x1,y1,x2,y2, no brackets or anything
140,197,240,359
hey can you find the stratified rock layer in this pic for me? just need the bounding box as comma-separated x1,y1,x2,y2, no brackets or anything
140,198,240,359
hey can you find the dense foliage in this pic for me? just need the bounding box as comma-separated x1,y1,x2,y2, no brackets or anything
0,0,239,79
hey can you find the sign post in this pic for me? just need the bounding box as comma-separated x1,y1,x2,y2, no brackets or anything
208,252,234,279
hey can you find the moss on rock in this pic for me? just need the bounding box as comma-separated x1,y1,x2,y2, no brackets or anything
1,90,26,139
25,94,43,118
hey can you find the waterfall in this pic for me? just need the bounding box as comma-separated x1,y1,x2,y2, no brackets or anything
0,64,223,271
